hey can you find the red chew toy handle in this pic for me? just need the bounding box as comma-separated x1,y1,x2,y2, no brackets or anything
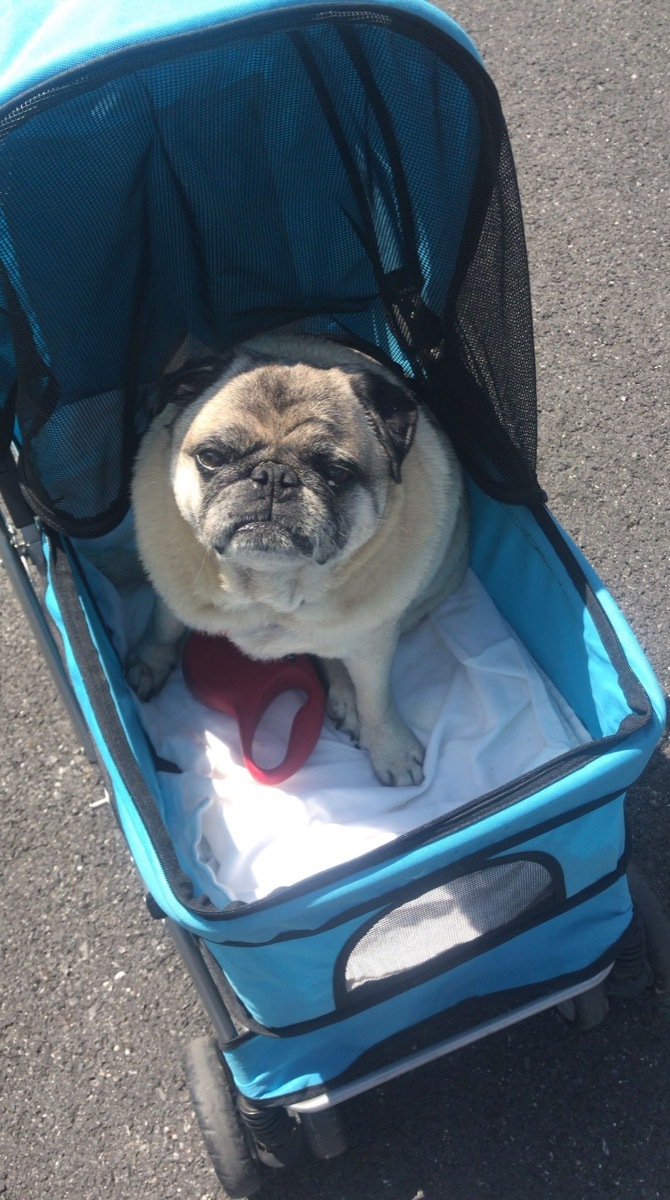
235,660,326,785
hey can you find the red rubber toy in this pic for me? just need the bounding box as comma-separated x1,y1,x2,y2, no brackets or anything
182,632,326,785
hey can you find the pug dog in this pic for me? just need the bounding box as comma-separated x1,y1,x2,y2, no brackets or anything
127,334,469,786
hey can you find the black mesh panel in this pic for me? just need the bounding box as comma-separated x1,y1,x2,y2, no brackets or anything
0,8,542,533
344,858,556,995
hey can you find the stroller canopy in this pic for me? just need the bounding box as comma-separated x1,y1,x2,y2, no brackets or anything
0,0,541,535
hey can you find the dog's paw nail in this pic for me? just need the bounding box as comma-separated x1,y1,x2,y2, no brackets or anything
367,730,425,787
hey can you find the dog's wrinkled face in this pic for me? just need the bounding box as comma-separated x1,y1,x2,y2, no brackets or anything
165,351,417,569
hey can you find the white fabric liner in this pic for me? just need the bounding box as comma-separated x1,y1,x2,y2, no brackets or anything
85,552,590,907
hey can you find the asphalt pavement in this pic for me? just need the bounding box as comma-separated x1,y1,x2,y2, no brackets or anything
1,2,668,1198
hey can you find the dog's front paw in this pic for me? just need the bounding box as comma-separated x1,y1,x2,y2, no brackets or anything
125,643,179,701
321,658,361,743
364,723,425,787
326,681,361,744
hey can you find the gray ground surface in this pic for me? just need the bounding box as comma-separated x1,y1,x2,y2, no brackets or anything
1,2,668,1198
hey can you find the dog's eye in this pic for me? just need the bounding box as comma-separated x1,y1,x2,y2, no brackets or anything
325,462,354,487
195,446,229,472
312,454,357,488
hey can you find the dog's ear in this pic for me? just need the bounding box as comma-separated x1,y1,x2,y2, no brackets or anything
154,353,235,417
349,370,418,483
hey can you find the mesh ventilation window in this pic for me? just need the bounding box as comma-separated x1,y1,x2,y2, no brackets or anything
0,10,540,533
344,858,556,996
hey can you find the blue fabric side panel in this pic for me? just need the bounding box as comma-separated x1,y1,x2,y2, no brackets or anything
204,794,627,1027
0,0,483,108
197,732,644,947
43,543,224,935
489,795,627,901
468,482,666,742
539,508,666,733
469,484,620,736
223,877,632,1101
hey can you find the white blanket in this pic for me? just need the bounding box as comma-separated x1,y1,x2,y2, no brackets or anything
85,549,588,906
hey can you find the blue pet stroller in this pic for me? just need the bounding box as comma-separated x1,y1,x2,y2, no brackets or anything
1,0,667,1194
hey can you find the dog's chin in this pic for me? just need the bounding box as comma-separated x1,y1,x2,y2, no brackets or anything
213,521,334,567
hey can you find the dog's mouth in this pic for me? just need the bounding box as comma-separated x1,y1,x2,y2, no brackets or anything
214,518,320,562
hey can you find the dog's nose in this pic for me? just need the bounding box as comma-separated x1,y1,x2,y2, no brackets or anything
250,462,300,493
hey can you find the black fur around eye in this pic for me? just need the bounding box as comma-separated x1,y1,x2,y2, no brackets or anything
195,446,230,472
310,453,359,488
325,462,354,487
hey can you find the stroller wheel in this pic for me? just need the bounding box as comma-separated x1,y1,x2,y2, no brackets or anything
556,980,610,1031
626,864,670,993
183,1036,265,1198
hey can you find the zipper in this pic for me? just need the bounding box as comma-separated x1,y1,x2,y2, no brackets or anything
533,503,655,722
383,724,641,851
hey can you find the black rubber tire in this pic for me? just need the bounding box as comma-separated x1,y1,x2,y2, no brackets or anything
183,1036,265,1199
300,1107,348,1160
627,864,670,992
556,980,610,1031
558,866,670,1030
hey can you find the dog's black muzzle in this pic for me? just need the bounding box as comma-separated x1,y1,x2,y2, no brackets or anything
249,460,302,499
